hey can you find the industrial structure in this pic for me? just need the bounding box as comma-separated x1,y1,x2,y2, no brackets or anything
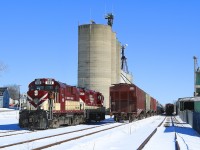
194,56,200,96
78,14,133,109
120,44,133,83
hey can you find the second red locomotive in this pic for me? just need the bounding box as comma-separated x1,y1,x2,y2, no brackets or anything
19,78,105,130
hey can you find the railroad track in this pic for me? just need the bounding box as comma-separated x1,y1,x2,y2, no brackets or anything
137,116,166,150
0,130,21,134
172,116,180,150
0,121,114,138
137,116,181,150
0,110,16,112
0,130,32,137
0,122,125,149
172,116,184,128
33,123,126,150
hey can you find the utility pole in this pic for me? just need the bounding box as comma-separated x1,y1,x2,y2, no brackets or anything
18,85,21,110
193,56,197,97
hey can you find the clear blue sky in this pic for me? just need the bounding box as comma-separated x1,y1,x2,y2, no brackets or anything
0,0,200,105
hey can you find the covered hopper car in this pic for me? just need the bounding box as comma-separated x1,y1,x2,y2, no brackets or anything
19,78,105,130
110,83,157,122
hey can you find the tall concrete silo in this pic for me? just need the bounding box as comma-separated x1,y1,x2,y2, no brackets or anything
111,32,121,84
116,41,121,83
78,24,120,109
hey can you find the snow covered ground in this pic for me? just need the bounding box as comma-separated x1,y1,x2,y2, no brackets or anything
174,116,200,150
0,108,200,150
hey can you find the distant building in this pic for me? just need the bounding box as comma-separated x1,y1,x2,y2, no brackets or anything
195,68,200,96
20,93,27,108
0,87,10,108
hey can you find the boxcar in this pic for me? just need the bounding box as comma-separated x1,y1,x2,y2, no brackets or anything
110,83,146,122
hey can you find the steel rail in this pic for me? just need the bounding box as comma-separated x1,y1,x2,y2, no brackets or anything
0,131,32,138
33,123,126,150
0,122,119,149
137,116,166,150
172,116,180,150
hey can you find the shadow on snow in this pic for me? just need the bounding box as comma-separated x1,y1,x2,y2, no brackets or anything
0,118,115,130
87,117,115,125
0,123,22,130
164,126,200,137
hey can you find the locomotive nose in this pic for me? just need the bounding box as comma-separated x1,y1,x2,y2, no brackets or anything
27,90,49,107
34,90,39,96
28,90,48,99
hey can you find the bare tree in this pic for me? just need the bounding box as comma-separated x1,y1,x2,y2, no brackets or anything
0,61,7,73
7,84,20,100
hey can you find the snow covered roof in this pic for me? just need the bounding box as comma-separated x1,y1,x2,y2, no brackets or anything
178,97,200,102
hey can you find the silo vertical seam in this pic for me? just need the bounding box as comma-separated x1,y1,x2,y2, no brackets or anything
89,24,91,87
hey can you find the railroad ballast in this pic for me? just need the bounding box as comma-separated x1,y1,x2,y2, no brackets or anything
19,78,105,130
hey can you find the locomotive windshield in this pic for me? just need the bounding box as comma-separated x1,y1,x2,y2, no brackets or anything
29,85,54,91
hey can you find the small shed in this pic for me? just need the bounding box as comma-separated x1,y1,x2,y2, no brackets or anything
0,87,10,108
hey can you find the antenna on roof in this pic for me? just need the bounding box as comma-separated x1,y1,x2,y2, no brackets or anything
105,13,114,27
90,20,96,24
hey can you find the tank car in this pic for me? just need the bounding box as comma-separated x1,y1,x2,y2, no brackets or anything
19,78,105,130
165,103,174,115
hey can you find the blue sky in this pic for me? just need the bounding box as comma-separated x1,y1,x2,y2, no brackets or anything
0,0,200,105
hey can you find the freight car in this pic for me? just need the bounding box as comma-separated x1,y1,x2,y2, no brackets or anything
110,83,157,122
157,102,164,115
165,103,174,115
150,97,157,115
19,78,105,130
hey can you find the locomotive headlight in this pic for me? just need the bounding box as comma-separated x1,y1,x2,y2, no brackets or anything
35,79,41,85
45,81,54,85
23,107,27,110
39,106,44,110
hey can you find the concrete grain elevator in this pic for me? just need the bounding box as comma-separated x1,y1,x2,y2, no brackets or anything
78,14,133,109
78,14,121,109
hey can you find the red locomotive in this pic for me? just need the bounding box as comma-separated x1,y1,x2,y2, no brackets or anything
19,78,105,129
110,83,157,122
